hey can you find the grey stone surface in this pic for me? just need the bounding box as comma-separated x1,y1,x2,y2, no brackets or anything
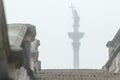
30,39,41,72
103,29,120,72
37,69,120,80
0,1,11,80
14,67,30,80
8,24,28,50
7,23,39,80
8,24,36,52
0,1,40,80
34,61,41,73
0,0,10,58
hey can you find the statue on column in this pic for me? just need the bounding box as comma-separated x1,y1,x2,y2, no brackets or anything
72,9,80,24
68,4,84,69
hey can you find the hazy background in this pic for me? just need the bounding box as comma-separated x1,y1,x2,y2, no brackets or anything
4,0,120,69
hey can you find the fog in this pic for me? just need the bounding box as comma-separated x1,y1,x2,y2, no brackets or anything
4,0,120,69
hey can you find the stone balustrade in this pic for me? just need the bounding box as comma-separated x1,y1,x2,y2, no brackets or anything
36,69,120,80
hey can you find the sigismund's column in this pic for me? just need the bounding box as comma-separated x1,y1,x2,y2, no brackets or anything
68,5,84,69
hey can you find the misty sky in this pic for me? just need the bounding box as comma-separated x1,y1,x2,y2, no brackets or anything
4,0,120,69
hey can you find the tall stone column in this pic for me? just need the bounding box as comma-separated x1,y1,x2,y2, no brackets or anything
68,6,84,69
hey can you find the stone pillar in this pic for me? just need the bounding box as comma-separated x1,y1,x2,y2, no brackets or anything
72,41,80,68
30,39,41,72
20,24,36,80
68,6,84,69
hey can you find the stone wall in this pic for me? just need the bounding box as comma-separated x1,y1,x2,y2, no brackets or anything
109,52,120,72
104,29,120,72
0,1,41,79
36,69,120,80
10,67,30,80
7,24,41,80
